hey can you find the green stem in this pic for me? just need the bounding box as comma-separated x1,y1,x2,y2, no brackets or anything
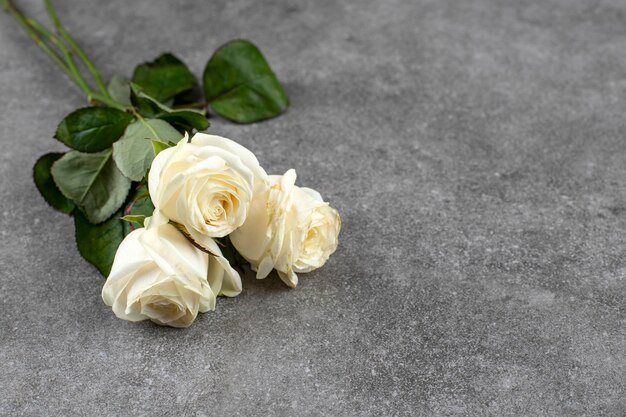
3,0,75,82
89,93,126,111
43,0,111,98
4,0,128,110
24,16,95,98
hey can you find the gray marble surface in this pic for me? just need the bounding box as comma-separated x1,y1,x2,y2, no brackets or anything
1,0,625,415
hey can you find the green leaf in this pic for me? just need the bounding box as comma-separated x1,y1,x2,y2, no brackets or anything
203,39,288,123
132,53,197,102
129,83,162,118
74,209,126,276
151,140,172,156
55,107,134,153
112,119,182,181
172,85,204,107
107,75,132,106
33,153,75,214
51,149,131,224
130,84,209,131
121,214,146,227
74,184,155,277
157,109,209,132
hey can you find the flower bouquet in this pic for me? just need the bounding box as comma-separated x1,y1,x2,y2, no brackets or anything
5,0,340,327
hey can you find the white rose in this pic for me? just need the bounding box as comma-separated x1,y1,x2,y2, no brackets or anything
148,132,268,251
230,169,341,287
101,214,241,328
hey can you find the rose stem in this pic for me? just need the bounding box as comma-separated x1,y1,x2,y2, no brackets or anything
2,0,125,110
43,0,111,99
2,0,75,82
25,17,95,96
25,17,123,109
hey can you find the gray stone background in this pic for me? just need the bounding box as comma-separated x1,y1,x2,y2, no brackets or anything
1,0,625,415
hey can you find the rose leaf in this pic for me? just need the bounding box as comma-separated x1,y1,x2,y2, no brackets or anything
202,39,289,123
112,119,182,182
131,53,197,103
55,107,134,153
74,209,126,276
33,152,75,214
107,74,132,106
74,185,155,276
51,149,131,224
130,84,209,132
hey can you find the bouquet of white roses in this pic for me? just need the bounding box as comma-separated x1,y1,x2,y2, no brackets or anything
6,0,340,327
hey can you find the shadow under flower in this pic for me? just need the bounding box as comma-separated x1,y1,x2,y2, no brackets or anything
237,265,294,295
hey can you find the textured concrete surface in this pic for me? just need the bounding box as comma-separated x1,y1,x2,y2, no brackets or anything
1,0,625,415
